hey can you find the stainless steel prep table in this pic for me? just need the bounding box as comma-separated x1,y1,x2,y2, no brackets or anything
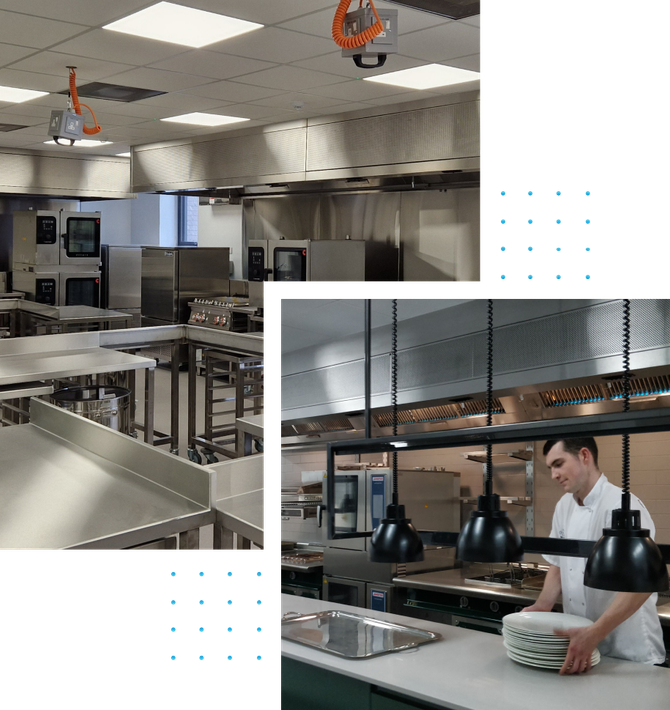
0,331,156,440
0,399,213,549
236,413,263,456
209,454,263,549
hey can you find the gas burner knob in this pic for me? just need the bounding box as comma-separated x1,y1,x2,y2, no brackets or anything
459,596,468,608
490,601,500,613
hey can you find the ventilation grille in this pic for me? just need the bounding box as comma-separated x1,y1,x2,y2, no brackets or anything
540,375,670,407
58,82,166,103
373,399,504,428
287,416,355,435
0,124,28,132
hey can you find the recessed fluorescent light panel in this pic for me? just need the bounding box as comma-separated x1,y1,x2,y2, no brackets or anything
103,2,263,48
364,64,479,90
161,113,249,127
44,140,113,147
0,86,49,103
116,152,131,157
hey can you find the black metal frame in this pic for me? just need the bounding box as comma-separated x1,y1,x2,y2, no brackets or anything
325,407,670,562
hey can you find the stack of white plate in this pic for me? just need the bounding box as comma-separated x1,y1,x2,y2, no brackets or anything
502,611,601,670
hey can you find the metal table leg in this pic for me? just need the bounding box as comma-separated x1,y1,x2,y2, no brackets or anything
187,342,198,459
144,366,155,445
170,341,180,455
179,528,200,549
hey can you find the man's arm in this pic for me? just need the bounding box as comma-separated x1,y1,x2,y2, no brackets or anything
523,564,561,612
556,592,652,675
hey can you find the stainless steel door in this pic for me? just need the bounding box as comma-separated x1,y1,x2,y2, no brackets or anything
176,247,230,322
59,212,101,265
141,247,177,323
104,246,141,310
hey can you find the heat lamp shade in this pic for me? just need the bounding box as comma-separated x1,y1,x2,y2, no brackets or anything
456,510,524,563
584,529,669,592
369,518,424,563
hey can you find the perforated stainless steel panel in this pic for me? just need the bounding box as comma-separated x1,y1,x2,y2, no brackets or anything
133,127,307,191
282,354,390,410
306,102,479,173
0,150,131,198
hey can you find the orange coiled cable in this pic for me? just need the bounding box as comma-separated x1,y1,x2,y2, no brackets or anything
68,67,102,136
332,0,384,49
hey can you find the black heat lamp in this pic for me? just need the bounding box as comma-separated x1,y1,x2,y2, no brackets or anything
456,300,523,563
369,300,424,563
584,300,669,592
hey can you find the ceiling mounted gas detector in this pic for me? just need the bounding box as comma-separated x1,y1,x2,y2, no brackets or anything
332,1,399,69
48,68,103,147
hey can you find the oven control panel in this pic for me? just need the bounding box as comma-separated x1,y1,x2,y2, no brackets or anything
188,299,252,332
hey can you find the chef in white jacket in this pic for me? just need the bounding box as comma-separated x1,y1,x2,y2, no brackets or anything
524,437,667,674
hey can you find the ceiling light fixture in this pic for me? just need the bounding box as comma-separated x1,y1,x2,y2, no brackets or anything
161,113,250,127
364,63,479,90
116,152,131,157
103,2,263,48
0,85,49,104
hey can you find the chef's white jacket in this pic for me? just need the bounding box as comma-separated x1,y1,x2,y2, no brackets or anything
544,473,666,664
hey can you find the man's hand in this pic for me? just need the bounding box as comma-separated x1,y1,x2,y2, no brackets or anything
522,602,553,613
554,626,600,675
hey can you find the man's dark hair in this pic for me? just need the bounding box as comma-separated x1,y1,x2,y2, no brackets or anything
542,438,599,466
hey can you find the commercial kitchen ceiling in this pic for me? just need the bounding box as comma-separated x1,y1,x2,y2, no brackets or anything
282,299,472,353
0,1,479,156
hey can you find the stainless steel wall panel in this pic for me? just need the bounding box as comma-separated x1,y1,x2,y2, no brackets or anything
305,102,479,174
282,354,390,411
132,127,308,192
0,149,132,198
282,300,670,420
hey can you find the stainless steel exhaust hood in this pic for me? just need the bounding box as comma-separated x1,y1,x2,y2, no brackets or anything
281,300,670,445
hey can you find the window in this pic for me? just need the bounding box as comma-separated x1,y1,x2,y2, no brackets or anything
178,195,199,245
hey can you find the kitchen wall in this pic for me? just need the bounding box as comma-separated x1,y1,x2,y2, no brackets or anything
246,188,480,281
197,203,243,278
86,194,178,247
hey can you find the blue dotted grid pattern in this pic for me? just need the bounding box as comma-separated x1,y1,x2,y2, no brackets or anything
496,188,594,283
168,568,266,663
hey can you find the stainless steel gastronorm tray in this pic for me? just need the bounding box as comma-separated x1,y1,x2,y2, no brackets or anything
281,610,442,659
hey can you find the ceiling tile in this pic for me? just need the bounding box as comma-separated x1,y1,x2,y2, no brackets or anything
0,103,53,119
0,43,37,69
311,101,376,115
0,1,151,27
7,52,136,82
249,92,348,111
0,68,66,93
0,110,46,125
0,11,89,49
278,2,450,39
234,65,347,91
399,23,479,62
428,80,480,96
361,90,442,106
50,30,192,65
202,103,295,120
101,67,217,92
132,93,233,111
290,52,426,80
183,81,284,103
207,27,335,63
445,54,480,72
179,0,337,26
149,50,277,81
458,15,480,28
306,78,412,102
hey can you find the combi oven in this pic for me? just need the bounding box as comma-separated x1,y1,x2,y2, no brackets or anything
13,210,101,267
12,268,101,307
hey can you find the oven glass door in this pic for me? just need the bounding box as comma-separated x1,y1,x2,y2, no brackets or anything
65,217,101,258
324,579,364,607
333,475,358,535
65,277,100,307
273,247,306,281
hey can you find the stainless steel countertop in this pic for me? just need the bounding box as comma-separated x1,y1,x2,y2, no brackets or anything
0,346,155,387
215,489,263,546
0,399,213,549
29,305,132,322
395,565,670,625
236,413,263,437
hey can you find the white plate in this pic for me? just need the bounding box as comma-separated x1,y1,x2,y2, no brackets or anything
503,611,594,634
503,627,570,643
507,648,600,670
503,640,600,663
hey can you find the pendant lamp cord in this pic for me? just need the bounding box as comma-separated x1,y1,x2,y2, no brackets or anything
485,299,493,497
622,299,631,510
392,299,399,507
